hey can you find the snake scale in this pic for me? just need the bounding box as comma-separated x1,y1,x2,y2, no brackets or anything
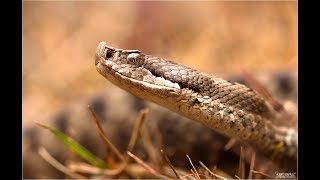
95,42,297,162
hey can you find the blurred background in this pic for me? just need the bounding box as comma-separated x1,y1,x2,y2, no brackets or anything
23,1,297,133
23,1,297,178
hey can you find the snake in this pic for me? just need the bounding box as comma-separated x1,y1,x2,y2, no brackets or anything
95,42,297,163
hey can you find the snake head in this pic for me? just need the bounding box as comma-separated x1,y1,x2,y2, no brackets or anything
95,42,144,67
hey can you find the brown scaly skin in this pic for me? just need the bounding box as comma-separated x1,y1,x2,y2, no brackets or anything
95,42,297,164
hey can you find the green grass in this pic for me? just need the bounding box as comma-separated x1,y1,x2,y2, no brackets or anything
36,121,108,169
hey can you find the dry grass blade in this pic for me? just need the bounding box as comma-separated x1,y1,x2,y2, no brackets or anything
191,172,209,179
38,147,86,179
238,146,245,179
186,155,200,180
241,70,282,110
69,161,127,176
223,138,237,150
127,151,156,175
248,152,256,179
212,166,217,179
149,119,164,149
251,170,273,179
190,169,197,179
127,108,149,153
161,166,192,179
88,105,124,162
241,70,294,124
198,161,227,180
127,151,168,179
234,174,241,179
179,173,198,180
141,121,162,164
161,149,180,179
68,162,105,174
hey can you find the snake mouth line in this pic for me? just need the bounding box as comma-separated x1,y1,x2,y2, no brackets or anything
97,58,182,91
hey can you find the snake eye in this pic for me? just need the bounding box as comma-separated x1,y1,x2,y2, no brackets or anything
127,53,140,63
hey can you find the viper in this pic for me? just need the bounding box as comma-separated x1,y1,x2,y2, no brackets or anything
95,42,297,163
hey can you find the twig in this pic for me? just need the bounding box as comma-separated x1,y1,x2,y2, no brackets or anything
149,119,164,149
127,108,149,153
186,155,200,180
238,146,245,179
127,151,157,175
179,173,198,180
68,161,126,176
251,170,273,179
180,173,208,179
241,70,282,111
248,152,256,179
223,138,237,150
88,105,124,161
124,163,165,178
234,174,241,180
68,162,105,174
198,161,227,180
161,149,180,179
161,166,192,179
241,70,295,124
38,147,86,179
127,151,168,179
212,166,217,179
140,120,162,165
190,169,197,179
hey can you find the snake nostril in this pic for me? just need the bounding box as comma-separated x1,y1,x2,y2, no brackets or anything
106,50,112,59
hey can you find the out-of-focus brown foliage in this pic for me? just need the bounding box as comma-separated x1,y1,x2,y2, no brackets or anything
23,1,297,125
